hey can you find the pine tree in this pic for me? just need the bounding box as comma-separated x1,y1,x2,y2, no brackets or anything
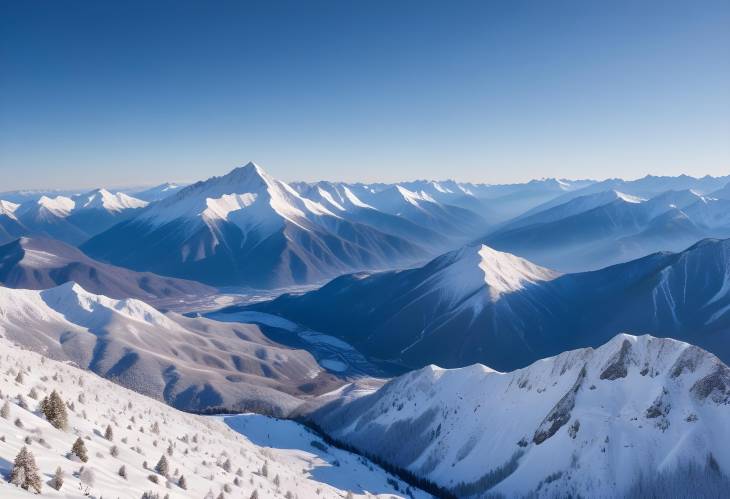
10,446,42,493
50,466,64,491
15,370,24,384
222,458,232,472
41,390,68,430
119,464,128,479
250,490,259,499
71,437,89,462
155,454,170,476
1,399,10,419
261,460,269,477
178,474,187,490
104,424,114,441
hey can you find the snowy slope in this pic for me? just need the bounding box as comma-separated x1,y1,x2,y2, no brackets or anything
523,174,730,216
0,283,348,415
0,236,215,304
308,334,730,498
0,337,421,498
711,181,730,200
243,244,564,370
82,163,428,288
497,190,645,233
0,201,29,245
132,182,187,202
14,191,148,245
0,200,20,218
485,188,728,272
72,189,148,213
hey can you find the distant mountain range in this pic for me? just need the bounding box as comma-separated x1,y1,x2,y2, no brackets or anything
0,188,148,245
5,165,728,288
0,236,215,303
485,187,730,271
243,238,730,371
306,334,730,498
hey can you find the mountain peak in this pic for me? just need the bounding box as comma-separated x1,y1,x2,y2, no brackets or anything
73,188,148,212
435,244,560,301
0,199,19,216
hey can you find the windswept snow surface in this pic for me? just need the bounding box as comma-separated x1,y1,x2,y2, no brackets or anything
309,334,730,498
0,337,421,498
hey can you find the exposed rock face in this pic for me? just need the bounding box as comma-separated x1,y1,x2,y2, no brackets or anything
691,364,730,403
533,364,587,444
600,339,632,380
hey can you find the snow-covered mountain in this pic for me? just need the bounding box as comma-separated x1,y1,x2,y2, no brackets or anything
522,174,730,217
0,336,419,498
82,163,429,288
132,182,187,202
0,282,348,415
711,181,730,200
499,189,645,232
0,236,215,304
306,334,730,498
244,238,730,371
292,181,452,251
0,200,29,245
13,189,148,245
485,188,730,272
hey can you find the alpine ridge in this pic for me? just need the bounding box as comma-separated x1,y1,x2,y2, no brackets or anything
306,334,730,498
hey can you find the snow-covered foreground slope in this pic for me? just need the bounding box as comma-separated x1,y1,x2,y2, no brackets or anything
307,334,730,498
0,283,348,416
0,338,421,498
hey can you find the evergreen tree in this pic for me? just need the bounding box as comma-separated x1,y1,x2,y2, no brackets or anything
104,424,114,441
1,399,10,419
50,466,64,491
41,390,68,430
250,490,259,499
155,454,170,476
119,465,128,479
71,437,89,462
10,446,42,493
178,474,187,490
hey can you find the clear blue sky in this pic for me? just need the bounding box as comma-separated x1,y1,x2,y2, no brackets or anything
1,0,728,190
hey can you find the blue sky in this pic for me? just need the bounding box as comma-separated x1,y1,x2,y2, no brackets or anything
1,0,728,189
